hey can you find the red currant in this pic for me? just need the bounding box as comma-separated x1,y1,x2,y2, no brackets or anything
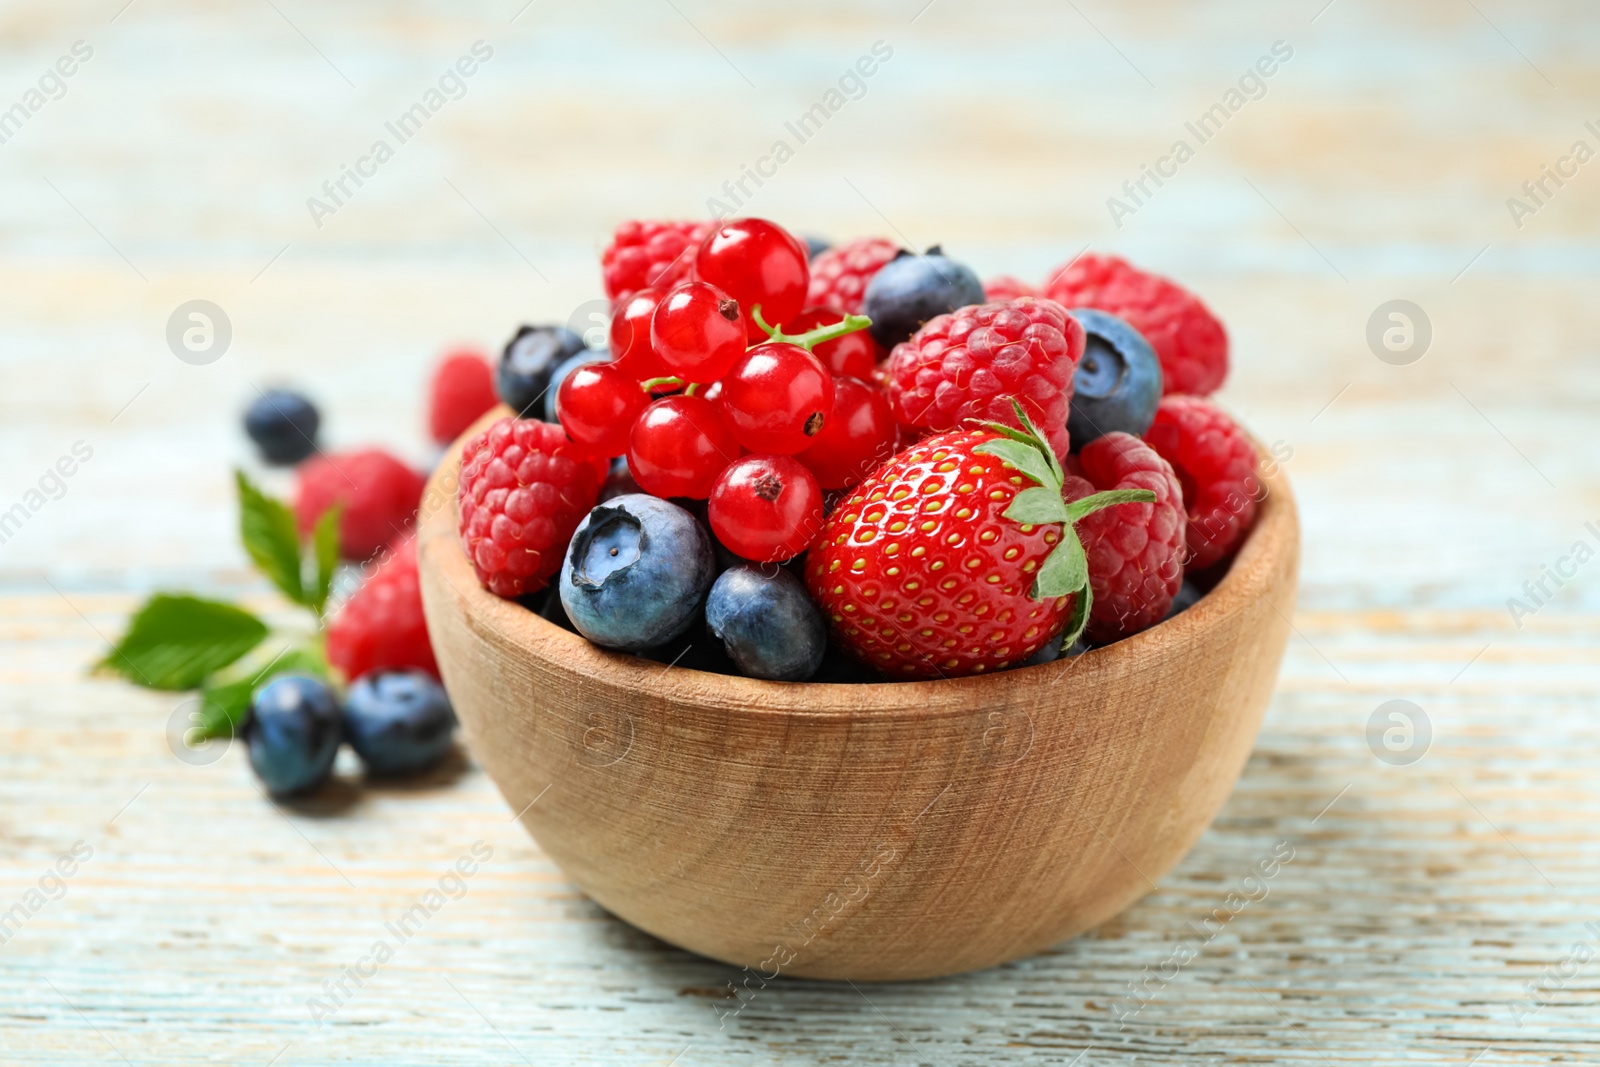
627,395,739,499
557,362,648,457
609,287,667,379
796,377,898,489
785,307,882,379
694,219,810,343
719,343,834,456
650,282,747,383
708,455,823,563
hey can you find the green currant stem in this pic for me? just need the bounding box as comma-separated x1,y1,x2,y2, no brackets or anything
750,304,872,351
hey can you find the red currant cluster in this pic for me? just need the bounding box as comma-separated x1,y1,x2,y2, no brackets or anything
556,218,898,563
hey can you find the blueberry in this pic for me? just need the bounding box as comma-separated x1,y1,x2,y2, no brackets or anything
343,669,456,776
804,234,832,259
1066,309,1163,447
544,347,610,423
243,675,342,796
560,494,715,651
705,564,826,681
1021,642,1060,668
862,247,986,349
244,389,320,466
497,325,587,418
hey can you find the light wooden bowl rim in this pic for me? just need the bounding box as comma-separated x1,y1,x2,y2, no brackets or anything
422,407,1292,720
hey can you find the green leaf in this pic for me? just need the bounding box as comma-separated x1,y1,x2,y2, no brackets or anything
195,676,255,740
1057,579,1094,651
974,439,1056,489
310,503,342,616
1064,488,1158,524
236,470,304,606
1032,532,1088,600
1007,398,1064,483
1003,486,1073,526
97,594,269,690
195,645,330,739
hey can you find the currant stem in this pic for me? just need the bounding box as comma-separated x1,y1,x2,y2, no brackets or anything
751,304,873,351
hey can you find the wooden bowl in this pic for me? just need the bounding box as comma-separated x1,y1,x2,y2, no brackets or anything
417,408,1300,981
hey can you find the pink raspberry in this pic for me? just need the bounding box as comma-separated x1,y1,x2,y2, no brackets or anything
984,275,1038,302
1065,432,1186,643
601,220,712,307
295,449,425,561
1143,395,1260,569
806,237,900,314
326,535,438,681
884,297,1083,460
458,417,601,598
427,349,498,445
1043,253,1228,396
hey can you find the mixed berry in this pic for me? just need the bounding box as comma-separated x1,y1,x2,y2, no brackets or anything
451,216,1265,682
113,215,1269,803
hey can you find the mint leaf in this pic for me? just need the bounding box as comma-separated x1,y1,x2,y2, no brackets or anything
97,594,268,690
1057,579,1094,651
1032,532,1088,599
310,503,342,616
196,644,329,739
236,470,304,606
1003,486,1072,526
974,438,1055,489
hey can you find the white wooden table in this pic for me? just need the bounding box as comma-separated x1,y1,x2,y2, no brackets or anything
3,0,1598,1062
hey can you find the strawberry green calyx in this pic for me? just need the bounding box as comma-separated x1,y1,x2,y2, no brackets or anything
973,399,1155,649
750,304,872,351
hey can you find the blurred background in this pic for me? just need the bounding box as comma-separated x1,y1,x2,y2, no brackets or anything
3,0,1598,1064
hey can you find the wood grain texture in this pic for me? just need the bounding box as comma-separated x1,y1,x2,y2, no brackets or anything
418,411,1298,980
3,0,1600,1062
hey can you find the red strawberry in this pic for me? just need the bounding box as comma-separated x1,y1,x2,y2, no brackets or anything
806,403,1153,678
